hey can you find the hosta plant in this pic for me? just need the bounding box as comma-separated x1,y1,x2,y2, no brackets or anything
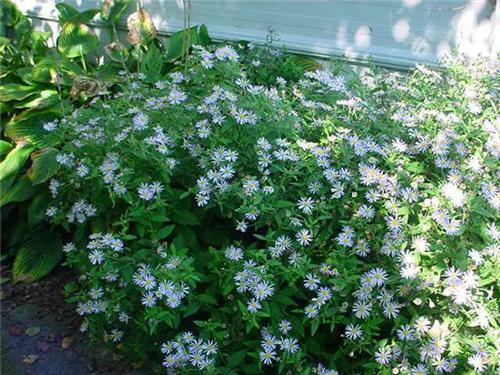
46,46,498,374
0,0,212,281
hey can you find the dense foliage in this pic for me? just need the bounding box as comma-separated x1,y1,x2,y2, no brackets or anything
0,0,213,280
42,44,500,374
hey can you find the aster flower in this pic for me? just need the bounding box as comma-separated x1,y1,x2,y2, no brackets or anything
296,229,313,246
345,324,363,340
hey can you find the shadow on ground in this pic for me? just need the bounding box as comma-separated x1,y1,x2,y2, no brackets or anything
1,266,143,375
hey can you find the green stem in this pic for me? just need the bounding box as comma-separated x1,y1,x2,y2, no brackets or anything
80,54,87,73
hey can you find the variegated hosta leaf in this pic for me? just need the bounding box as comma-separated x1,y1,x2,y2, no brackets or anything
0,143,35,182
13,231,62,282
57,21,98,58
5,112,60,149
27,148,58,185
0,83,37,101
0,140,13,157
291,55,323,72
0,175,38,207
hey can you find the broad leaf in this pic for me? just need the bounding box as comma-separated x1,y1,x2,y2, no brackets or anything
13,231,62,282
55,3,100,25
140,45,163,81
5,112,60,149
0,175,38,206
0,143,35,182
27,148,58,184
0,84,37,101
14,90,59,111
57,22,98,58
56,3,80,24
166,28,194,62
166,25,211,63
0,140,13,157
27,192,50,227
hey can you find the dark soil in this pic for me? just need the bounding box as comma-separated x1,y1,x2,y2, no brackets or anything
0,265,142,375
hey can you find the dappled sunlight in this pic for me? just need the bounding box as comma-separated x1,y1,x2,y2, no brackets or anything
12,0,497,67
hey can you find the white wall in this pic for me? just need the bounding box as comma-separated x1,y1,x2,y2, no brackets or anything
14,0,499,68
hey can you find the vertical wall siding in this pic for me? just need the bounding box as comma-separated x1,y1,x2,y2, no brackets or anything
14,0,498,68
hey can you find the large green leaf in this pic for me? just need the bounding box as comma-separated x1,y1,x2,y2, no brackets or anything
2,0,22,27
166,28,194,62
195,24,211,46
0,143,35,182
32,57,84,85
0,140,13,157
31,57,56,83
0,84,38,101
13,231,63,282
55,3,80,24
291,55,323,72
5,111,61,148
27,148,58,184
56,3,99,25
27,192,50,227
166,25,211,63
57,21,98,58
0,175,38,206
14,90,60,111
140,45,163,81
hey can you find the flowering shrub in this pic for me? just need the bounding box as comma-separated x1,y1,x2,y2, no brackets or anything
46,45,499,374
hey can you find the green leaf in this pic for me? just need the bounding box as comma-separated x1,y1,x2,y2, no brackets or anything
57,21,98,58
75,9,100,24
165,25,211,62
27,148,58,184
5,111,60,148
0,84,37,101
166,28,195,62
155,225,175,240
170,210,200,226
274,200,295,208
311,320,320,336
197,294,217,305
0,175,39,206
140,45,163,81
56,4,99,24
290,55,322,72
196,24,211,45
0,143,35,182
27,193,50,227
227,350,247,368
56,3,80,24
2,0,22,27
25,327,41,336
14,90,60,111
13,231,62,282
183,302,200,317
0,140,13,157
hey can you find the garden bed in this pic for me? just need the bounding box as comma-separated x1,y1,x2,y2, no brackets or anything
1,1,499,374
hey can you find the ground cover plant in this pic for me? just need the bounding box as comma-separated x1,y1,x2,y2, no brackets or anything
36,44,500,374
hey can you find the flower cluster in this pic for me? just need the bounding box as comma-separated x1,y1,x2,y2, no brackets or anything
47,45,499,374
160,332,218,370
